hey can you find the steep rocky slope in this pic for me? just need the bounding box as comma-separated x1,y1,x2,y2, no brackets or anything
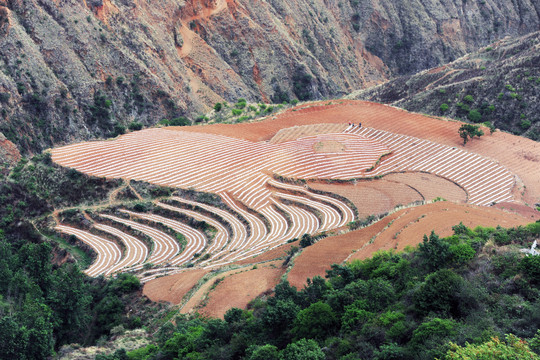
349,31,540,140
0,0,538,153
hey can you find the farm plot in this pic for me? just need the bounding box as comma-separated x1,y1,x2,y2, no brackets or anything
50,101,535,284
346,126,516,206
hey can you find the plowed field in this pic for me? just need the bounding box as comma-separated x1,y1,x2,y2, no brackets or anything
50,100,539,316
288,202,533,289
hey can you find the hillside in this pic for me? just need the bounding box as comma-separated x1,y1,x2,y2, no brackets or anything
1,100,539,359
349,31,540,140
44,100,540,313
1,0,539,153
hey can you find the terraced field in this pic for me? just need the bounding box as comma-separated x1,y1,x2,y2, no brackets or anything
49,100,539,314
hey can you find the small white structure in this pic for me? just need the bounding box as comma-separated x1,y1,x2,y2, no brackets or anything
520,240,539,256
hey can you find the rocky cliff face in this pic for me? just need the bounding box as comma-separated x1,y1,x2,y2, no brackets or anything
349,31,540,140
0,0,538,153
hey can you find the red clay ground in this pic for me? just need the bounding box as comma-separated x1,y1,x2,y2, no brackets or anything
270,123,346,144
492,202,540,221
234,239,301,266
103,101,538,310
287,201,534,289
308,173,467,218
308,180,422,218
383,172,467,203
143,268,209,304
177,100,540,208
197,261,284,318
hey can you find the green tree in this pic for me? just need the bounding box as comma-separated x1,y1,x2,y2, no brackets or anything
458,124,484,145
449,243,476,267
247,344,279,360
418,231,451,271
467,109,482,123
519,255,540,284
292,301,338,341
19,296,54,359
440,103,449,112
463,95,474,103
483,121,496,134
410,318,457,358
128,121,143,131
299,233,314,248
48,263,92,345
162,325,204,359
443,334,540,359
280,338,325,360
262,297,300,346
414,269,464,317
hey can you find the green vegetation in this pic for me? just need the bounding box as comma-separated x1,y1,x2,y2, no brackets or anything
467,109,482,123
96,222,540,360
458,124,484,144
463,95,475,103
0,230,142,358
128,121,143,131
159,117,190,126
444,334,539,359
440,103,449,112
293,66,314,101
483,121,496,134
235,98,247,109
521,119,532,130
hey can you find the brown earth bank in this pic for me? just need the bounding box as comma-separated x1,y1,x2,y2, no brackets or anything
179,261,285,318
143,268,209,304
196,262,284,318
287,201,535,289
0,131,20,171
309,179,422,218
491,202,540,220
142,240,299,306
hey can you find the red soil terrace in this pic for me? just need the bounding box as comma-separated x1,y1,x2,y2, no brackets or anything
288,201,535,289
49,100,539,316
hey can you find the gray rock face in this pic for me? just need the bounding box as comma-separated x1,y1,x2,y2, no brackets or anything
0,0,538,153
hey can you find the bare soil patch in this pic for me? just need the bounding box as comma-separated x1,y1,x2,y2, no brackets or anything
383,172,467,203
289,201,532,288
143,268,209,304
200,261,284,318
313,140,346,153
308,180,422,218
270,123,347,144
234,240,300,266
348,202,533,262
287,212,401,289
492,202,540,221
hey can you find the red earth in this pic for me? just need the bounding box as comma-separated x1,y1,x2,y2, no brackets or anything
53,100,539,315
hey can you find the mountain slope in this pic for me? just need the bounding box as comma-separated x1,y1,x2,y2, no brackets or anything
349,31,540,140
0,0,539,153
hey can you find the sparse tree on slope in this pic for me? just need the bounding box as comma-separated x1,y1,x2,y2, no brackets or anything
459,124,484,145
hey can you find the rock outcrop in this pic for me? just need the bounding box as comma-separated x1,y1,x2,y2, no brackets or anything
0,0,538,153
